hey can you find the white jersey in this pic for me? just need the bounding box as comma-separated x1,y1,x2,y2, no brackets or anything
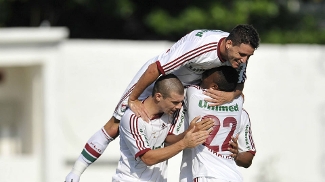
112,107,177,182
177,108,257,182
113,29,247,120
237,109,256,155
178,85,244,182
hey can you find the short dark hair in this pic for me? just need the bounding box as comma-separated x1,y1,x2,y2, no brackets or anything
227,24,260,49
152,74,184,98
202,66,238,92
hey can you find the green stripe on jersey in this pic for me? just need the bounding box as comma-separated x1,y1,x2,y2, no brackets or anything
82,149,96,162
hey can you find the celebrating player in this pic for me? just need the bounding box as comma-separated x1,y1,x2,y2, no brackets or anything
112,74,212,182
65,24,260,182
174,66,256,182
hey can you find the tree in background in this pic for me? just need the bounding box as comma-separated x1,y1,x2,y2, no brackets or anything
0,0,324,43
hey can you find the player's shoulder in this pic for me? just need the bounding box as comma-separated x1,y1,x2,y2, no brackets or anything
120,109,141,126
185,85,202,90
241,108,250,124
185,85,203,95
187,29,229,40
190,29,229,35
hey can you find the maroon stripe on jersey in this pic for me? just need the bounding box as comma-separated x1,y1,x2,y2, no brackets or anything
85,143,101,158
169,123,176,134
163,44,217,72
156,61,165,75
165,46,215,72
114,84,136,112
162,42,218,72
248,150,256,156
130,114,146,151
168,132,175,136
193,177,198,182
135,148,151,159
168,109,179,133
217,37,227,63
172,109,180,125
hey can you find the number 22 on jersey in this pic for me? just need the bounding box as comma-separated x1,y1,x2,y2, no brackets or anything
202,115,237,153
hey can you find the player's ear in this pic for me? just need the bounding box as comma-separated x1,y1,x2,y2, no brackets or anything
155,93,163,101
226,40,232,48
212,84,218,90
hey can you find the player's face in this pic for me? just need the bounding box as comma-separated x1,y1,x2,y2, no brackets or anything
161,92,184,116
227,43,255,69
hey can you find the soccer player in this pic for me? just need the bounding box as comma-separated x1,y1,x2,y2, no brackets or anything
175,66,256,182
128,24,260,121
65,24,260,182
113,74,213,182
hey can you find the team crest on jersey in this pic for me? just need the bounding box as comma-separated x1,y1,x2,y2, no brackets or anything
161,123,166,129
120,103,127,112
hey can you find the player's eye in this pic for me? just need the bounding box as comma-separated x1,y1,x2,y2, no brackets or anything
239,53,247,57
172,101,181,105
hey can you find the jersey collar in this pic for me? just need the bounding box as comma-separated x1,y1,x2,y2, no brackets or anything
217,37,227,63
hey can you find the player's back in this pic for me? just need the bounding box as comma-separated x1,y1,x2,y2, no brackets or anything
185,85,244,182
158,30,230,86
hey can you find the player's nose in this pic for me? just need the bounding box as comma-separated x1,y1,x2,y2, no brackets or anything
175,102,182,109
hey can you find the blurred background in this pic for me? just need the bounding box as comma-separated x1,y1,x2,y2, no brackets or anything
0,0,325,43
0,0,325,182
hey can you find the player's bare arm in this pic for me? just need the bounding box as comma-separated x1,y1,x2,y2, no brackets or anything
140,126,208,166
128,62,160,121
165,116,214,144
234,152,254,168
204,83,243,106
228,134,254,168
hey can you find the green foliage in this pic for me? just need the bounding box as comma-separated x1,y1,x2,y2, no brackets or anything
144,0,282,41
0,0,324,44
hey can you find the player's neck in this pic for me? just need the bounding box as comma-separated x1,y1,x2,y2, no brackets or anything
143,97,162,121
219,38,228,61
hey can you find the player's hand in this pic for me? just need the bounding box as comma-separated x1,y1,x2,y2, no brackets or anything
194,117,214,133
228,134,239,159
203,88,234,106
183,126,209,148
128,99,150,121
188,116,200,131
65,172,80,182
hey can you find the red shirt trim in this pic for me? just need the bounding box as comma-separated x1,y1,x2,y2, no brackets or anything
217,37,227,63
135,148,151,159
156,61,165,75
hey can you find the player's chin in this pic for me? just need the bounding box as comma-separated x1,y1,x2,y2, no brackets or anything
169,110,177,115
232,62,239,69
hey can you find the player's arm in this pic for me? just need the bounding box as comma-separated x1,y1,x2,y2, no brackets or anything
230,109,256,168
128,62,161,121
228,135,254,168
235,151,254,168
203,83,243,106
140,126,208,166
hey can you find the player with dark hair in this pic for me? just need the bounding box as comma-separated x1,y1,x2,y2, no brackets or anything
172,66,256,182
65,24,260,182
